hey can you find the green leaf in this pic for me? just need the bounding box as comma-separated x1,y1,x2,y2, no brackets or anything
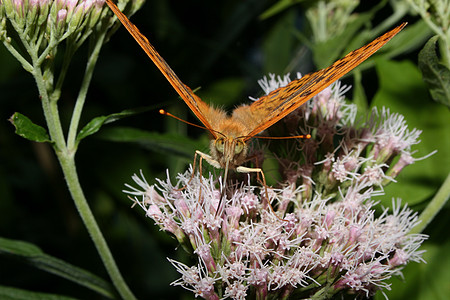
76,107,150,143
8,113,51,143
0,285,79,300
98,126,203,161
418,36,450,108
372,59,450,206
0,237,115,299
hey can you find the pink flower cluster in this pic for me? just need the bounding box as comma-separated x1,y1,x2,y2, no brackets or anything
125,76,428,299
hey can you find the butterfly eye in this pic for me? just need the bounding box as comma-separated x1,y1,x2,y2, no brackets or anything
216,138,225,153
235,140,244,154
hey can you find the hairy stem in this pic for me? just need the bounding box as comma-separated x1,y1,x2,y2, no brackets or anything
410,173,450,234
67,26,108,149
27,20,137,300
57,153,137,300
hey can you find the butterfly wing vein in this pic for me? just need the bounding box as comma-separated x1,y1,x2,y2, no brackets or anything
242,22,407,140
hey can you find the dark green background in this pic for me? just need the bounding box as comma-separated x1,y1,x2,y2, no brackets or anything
0,1,449,299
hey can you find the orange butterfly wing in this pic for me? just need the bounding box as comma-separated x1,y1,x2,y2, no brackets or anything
241,22,407,140
107,0,406,142
105,0,218,138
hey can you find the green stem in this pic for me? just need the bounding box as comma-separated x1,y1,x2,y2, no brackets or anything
67,25,108,149
438,37,450,69
61,21,136,299
316,1,327,42
51,39,76,103
1,39,33,72
407,0,450,68
309,282,338,300
28,21,137,300
3,18,35,72
410,172,450,234
60,27,136,300
57,153,136,300
32,60,67,152
4,4,136,298
372,1,407,37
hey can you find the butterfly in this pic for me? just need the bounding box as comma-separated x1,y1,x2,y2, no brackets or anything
105,0,406,208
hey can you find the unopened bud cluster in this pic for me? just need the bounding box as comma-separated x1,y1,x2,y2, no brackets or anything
0,0,107,48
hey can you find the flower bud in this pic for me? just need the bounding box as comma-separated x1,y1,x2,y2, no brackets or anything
57,8,67,26
66,0,78,11
68,2,84,31
88,0,105,28
0,1,5,20
26,0,39,26
65,0,78,21
13,0,26,29
83,0,94,11
37,0,50,26
3,0,14,18
387,152,414,179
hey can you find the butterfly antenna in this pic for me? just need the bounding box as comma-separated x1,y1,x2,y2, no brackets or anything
160,109,228,139
159,109,208,130
252,134,312,140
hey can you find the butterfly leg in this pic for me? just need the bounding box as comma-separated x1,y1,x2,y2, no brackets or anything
244,151,264,183
195,152,283,219
236,166,283,219
174,151,200,193
195,150,221,169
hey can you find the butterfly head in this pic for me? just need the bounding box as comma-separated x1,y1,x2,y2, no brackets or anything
210,136,248,170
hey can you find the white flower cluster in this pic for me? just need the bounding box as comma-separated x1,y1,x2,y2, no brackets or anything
125,76,428,299
126,169,426,299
